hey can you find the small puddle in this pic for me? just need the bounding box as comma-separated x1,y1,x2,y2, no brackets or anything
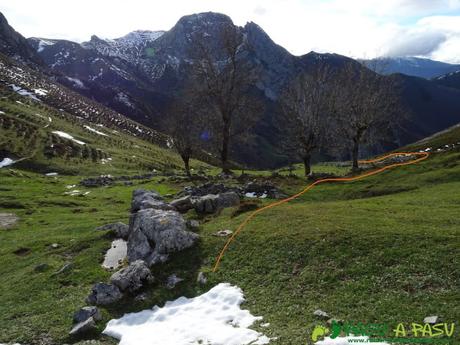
102,239,127,270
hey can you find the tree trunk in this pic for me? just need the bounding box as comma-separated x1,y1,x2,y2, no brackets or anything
303,153,312,177
181,155,191,178
221,118,231,174
352,139,359,170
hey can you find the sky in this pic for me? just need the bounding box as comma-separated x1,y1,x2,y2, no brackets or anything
0,0,460,63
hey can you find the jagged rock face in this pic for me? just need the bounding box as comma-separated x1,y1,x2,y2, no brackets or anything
82,30,165,62
127,208,199,265
0,10,457,168
26,12,301,167
0,12,43,67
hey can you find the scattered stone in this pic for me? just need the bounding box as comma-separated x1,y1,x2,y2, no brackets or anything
127,208,199,266
180,183,239,197
244,182,287,199
80,175,114,188
186,219,200,231
73,306,102,323
214,229,233,237
170,196,194,213
110,260,153,293
217,171,235,179
193,192,240,214
313,309,330,319
96,222,129,239
197,272,207,285
86,283,123,305
166,274,184,289
50,243,59,249
261,323,270,328
79,174,156,188
0,212,19,229
34,263,49,272
69,317,96,336
179,182,286,200
52,262,73,276
292,263,301,275
424,316,441,324
131,189,174,213
237,173,250,182
134,293,148,302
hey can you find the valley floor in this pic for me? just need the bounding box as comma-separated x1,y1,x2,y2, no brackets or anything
0,150,459,345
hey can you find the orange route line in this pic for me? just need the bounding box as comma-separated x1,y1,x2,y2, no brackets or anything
212,151,430,272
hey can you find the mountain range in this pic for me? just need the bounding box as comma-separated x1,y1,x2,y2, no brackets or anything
0,11,459,168
362,57,460,79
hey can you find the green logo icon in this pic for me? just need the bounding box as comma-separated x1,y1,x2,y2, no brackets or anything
311,325,330,342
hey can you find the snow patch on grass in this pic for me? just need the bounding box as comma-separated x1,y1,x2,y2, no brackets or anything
10,84,40,101
103,283,270,345
0,158,15,168
52,131,85,145
84,125,108,136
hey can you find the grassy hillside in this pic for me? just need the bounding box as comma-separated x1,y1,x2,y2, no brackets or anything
206,149,459,344
0,87,207,175
0,127,458,344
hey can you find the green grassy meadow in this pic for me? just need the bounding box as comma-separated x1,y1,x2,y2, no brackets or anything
0,146,458,344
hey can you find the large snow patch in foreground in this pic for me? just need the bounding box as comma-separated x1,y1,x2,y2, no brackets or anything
103,283,270,345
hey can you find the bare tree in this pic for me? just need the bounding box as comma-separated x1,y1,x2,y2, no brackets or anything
164,93,204,177
331,61,403,170
279,64,332,176
190,24,263,173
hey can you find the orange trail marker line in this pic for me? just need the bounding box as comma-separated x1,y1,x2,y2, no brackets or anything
212,151,430,272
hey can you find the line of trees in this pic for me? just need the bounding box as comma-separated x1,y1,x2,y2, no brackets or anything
279,60,403,175
164,27,404,177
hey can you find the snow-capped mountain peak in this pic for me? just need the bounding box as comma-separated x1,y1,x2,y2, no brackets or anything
81,30,164,62
117,30,165,44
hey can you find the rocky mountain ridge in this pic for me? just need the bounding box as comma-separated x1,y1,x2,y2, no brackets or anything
1,11,459,167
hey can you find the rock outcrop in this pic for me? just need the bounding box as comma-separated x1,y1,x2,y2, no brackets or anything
73,306,102,324
193,192,240,214
127,208,198,265
170,195,194,213
131,189,175,213
96,222,129,239
86,283,123,305
69,317,96,336
110,260,153,292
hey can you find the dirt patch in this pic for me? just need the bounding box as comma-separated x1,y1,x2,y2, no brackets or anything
13,247,31,256
0,212,19,229
231,200,261,218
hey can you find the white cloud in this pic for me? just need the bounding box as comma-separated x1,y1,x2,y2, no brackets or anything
383,15,460,62
0,0,459,62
